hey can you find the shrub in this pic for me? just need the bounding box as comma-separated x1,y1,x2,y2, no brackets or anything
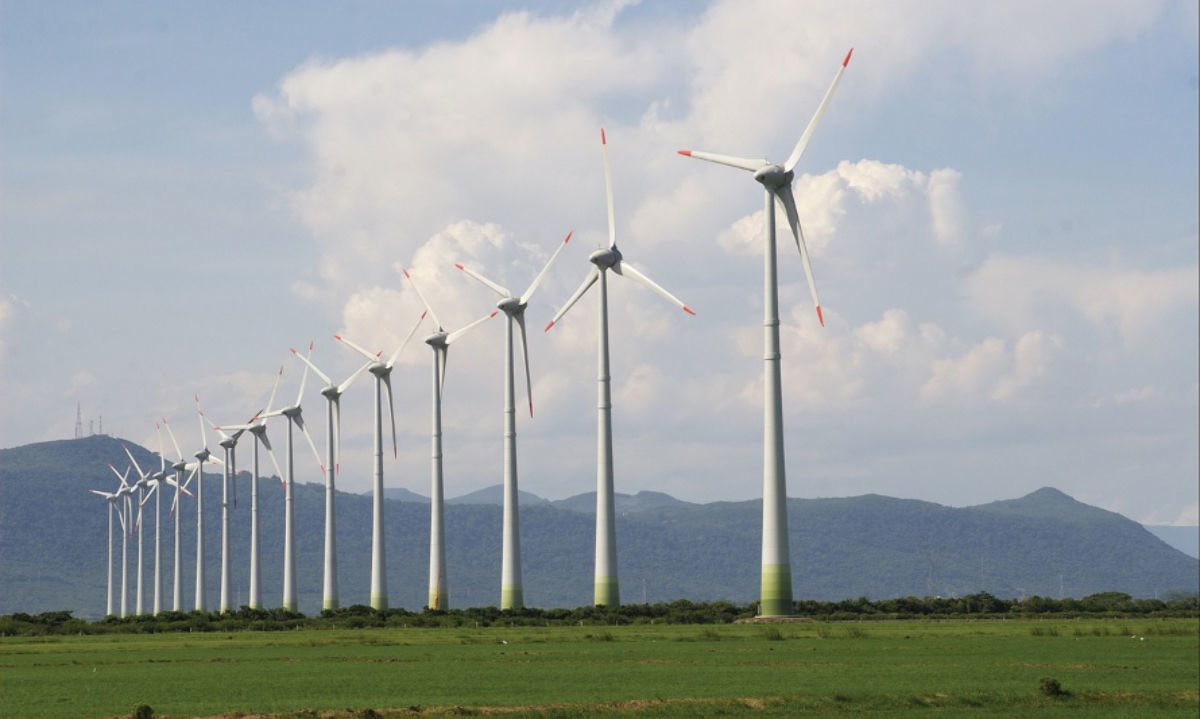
1038,677,1068,697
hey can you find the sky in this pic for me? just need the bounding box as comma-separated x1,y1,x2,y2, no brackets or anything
1,0,1196,527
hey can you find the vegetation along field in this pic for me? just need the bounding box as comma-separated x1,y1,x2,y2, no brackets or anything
2,618,1197,718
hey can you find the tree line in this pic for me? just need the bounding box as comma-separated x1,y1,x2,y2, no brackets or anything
3,591,1197,636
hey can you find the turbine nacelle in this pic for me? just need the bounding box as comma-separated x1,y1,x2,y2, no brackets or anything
366,362,391,379
424,331,450,349
194,449,211,462
496,296,525,314
319,385,341,400
588,247,622,269
218,437,237,450
753,164,793,189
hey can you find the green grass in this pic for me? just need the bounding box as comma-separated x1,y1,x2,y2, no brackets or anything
2,619,1197,718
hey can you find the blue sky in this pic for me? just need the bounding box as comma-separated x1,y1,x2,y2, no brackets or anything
2,0,1196,526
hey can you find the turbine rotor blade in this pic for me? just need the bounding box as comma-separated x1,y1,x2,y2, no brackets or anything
334,334,383,364
612,260,696,316
332,397,342,473
545,265,600,330
401,268,443,330
385,310,428,368
162,418,184,460
676,149,768,173
297,416,324,474
295,342,313,405
520,231,573,304
455,263,511,298
515,312,534,417
601,128,616,250
264,365,284,415
784,47,853,173
122,445,146,482
445,310,498,346
382,372,398,459
290,347,332,387
775,187,823,325
337,359,375,395
195,394,211,449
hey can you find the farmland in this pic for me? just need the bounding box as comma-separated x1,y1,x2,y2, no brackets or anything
2,618,1197,718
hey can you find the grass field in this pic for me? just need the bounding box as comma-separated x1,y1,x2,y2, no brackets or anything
2,618,1197,718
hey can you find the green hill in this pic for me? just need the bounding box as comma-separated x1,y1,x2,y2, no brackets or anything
1,436,1195,618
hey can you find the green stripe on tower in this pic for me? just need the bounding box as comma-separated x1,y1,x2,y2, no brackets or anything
594,577,619,607
760,563,793,617
500,584,523,610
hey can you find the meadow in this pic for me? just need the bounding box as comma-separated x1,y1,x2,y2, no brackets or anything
2,618,1197,718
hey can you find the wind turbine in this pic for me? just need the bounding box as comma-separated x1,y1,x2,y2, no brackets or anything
188,402,224,612
129,440,185,616
402,267,498,610
162,418,189,611
162,416,221,612
198,396,259,613
454,230,572,608
677,48,852,617
545,128,695,608
335,311,427,610
123,444,163,615
288,345,374,611
89,462,130,617
260,345,323,612
127,456,150,615
216,368,285,610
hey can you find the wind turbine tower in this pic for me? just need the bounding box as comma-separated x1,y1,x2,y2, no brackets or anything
337,313,428,610
678,49,852,616
403,267,496,610
546,129,695,607
289,345,373,610
261,346,322,612
216,368,285,610
455,231,572,608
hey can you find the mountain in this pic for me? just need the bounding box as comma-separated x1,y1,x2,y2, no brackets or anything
446,485,550,506
377,487,430,503
551,490,696,514
1,436,1196,619
1143,525,1200,559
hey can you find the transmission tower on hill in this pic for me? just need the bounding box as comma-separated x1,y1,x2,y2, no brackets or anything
74,403,83,439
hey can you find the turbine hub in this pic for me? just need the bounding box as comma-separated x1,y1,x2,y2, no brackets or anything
425,331,449,348
588,247,621,269
219,438,237,450
753,164,792,189
320,386,340,400
367,363,391,378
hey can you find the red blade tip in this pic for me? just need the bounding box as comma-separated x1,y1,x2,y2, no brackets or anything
454,263,464,270
333,335,342,341
289,347,297,354
564,231,573,243
816,306,825,326
677,149,692,157
683,306,696,316
402,268,411,278
843,48,853,67
601,128,607,144
544,321,555,332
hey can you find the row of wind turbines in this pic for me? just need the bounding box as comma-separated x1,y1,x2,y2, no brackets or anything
90,49,852,618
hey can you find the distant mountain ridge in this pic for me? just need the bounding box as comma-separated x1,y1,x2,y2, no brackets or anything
2,436,1196,618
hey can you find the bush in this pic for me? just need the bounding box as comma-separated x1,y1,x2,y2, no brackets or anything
1038,677,1068,697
